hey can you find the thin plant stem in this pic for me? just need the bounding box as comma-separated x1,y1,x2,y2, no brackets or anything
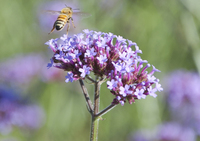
86,75,96,83
95,104,116,117
79,79,93,114
90,76,101,141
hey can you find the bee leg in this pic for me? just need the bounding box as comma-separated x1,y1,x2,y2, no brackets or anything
71,18,76,28
66,22,70,36
48,25,55,34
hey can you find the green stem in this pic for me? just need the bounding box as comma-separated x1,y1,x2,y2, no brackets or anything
95,104,116,117
90,116,100,141
79,79,93,114
90,77,100,141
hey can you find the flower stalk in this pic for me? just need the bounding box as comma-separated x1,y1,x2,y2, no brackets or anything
80,76,116,141
95,104,116,117
90,76,100,141
90,115,100,141
79,79,93,114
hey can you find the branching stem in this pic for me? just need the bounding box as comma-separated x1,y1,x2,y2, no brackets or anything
95,104,116,117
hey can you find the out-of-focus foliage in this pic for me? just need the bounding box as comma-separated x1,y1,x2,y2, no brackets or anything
0,0,200,140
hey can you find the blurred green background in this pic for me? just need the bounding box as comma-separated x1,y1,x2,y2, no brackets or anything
0,0,200,140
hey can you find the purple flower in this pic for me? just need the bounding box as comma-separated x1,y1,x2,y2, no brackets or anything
65,72,74,83
156,122,196,141
0,53,65,84
134,89,146,99
79,65,91,78
119,85,132,97
166,70,200,107
129,122,197,141
46,30,163,105
0,86,45,134
128,130,152,141
97,54,108,64
85,48,97,58
47,58,54,69
0,54,45,85
107,79,118,90
147,86,157,98
165,70,200,135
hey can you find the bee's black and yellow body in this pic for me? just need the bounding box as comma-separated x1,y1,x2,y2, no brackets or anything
48,7,75,35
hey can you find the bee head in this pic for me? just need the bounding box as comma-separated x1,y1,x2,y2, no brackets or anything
61,6,73,15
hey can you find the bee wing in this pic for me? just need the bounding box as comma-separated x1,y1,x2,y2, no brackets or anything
73,12,91,18
44,10,61,15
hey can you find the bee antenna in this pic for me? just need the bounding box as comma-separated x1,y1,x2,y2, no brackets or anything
65,4,68,7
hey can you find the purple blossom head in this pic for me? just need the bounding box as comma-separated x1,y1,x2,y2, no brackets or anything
165,70,200,134
166,70,200,108
129,122,196,141
0,54,45,85
0,53,66,85
128,130,153,141
0,86,45,134
156,122,196,141
46,30,163,105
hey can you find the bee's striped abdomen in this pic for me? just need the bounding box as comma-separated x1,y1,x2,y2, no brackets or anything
55,14,68,31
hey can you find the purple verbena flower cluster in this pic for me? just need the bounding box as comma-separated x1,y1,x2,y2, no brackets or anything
166,70,200,135
156,122,196,141
46,29,163,105
166,70,200,108
129,122,196,141
0,53,65,85
0,54,45,85
0,87,45,134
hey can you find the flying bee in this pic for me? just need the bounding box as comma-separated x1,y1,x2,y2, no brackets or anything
46,5,90,35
